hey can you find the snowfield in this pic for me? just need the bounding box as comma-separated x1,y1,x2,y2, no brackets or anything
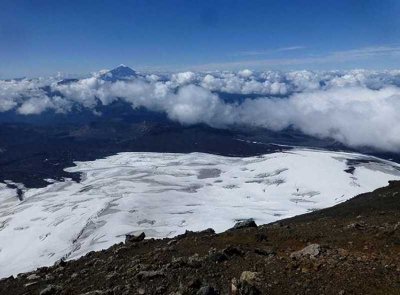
0,149,400,278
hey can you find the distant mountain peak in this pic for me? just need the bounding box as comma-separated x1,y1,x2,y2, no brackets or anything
101,65,137,81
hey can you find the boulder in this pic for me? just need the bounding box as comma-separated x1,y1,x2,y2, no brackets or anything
290,244,321,259
240,271,259,285
239,272,261,295
231,219,257,230
125,232,146,243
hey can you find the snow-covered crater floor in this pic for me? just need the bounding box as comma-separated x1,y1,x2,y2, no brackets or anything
1,149,400,278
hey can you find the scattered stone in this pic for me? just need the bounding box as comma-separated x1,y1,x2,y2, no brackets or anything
24,282,38,288
290,244,321,259
136,270,165,280
125,232,146,243
27,273,40,280
167,239,178,246
39,285,61,295
346,222,365,230
71,273,79,279
229,278,239,295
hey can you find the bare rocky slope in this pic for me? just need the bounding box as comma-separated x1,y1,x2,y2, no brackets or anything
1,181,400,295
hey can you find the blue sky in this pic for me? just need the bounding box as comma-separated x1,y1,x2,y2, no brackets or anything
1,0,400,77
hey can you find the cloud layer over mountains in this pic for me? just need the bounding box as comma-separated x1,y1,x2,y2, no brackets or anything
1,68,400,152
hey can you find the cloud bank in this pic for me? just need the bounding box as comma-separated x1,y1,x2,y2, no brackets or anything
1,69,400,152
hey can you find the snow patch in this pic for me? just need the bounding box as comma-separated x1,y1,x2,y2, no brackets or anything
0,149,399,277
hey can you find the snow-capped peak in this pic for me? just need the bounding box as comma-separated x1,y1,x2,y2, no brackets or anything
100,65,137,81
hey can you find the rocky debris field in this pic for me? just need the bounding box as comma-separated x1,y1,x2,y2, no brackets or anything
1,181,400,295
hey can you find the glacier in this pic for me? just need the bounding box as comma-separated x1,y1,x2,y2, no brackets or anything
0,148,400,278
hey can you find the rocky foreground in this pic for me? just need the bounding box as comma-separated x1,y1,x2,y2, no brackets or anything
1,181,400,295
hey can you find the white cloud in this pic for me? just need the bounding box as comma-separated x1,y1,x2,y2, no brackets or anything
2,69,400,152
238,69,253,78
233,86,400,151
171,71,197,85
17,96,54,115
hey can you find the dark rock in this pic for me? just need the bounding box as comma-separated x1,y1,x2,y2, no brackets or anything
53,259,66,267
200,228,216,235
155,285,167,294
231,219,257,230
255,233,268,242
208,252,228,263
254,248,276,256
223,246,244,257
125,232,146,243
179,228,216,239
239,282,261,295
187,278,202,289
0,275,14,283
196,286,218,295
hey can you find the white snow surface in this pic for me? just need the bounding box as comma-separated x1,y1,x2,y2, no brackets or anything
0,149,400,278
